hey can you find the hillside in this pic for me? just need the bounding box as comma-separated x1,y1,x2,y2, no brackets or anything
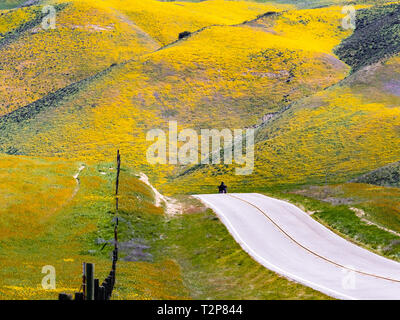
6,1,399,190
165,2,400,195
0,1,159,117
0,0,290,117
0,1,27,10
352,161,400,187
0,1,350,179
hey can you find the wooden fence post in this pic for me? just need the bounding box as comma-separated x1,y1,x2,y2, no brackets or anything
115,150,121,211
110,271,115,287
94,279,99,300
116,150,121,197
75,292,84,300
85,263,95,300
98,286,106,300
82,262,86,299
59,293,72,300
102,280,108,300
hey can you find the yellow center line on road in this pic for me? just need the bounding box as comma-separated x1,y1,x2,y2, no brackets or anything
228,194,400,284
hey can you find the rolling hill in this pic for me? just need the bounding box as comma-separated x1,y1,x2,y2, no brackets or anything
0,1,351,180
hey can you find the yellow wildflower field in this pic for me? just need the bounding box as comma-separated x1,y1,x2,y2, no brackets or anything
0,1,350,183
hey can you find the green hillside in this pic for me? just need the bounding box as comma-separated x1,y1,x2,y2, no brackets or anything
352,161,400,187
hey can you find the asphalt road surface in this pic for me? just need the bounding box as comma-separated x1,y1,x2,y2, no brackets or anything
194,193,400,300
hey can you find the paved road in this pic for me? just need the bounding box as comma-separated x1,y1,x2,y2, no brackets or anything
193,193,400,300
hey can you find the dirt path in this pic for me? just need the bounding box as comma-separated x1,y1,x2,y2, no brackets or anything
350,207,400,237
71,165,85,200
112,9,160,50
139,173,182,216
48,165,85,216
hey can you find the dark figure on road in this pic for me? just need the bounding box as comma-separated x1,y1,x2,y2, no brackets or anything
218,182,227,194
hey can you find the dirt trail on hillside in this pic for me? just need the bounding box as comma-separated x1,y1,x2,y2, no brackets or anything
71,165,85,199
350,207,400,237
47,165,85,217
139,173,182,216
112,10,160,51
